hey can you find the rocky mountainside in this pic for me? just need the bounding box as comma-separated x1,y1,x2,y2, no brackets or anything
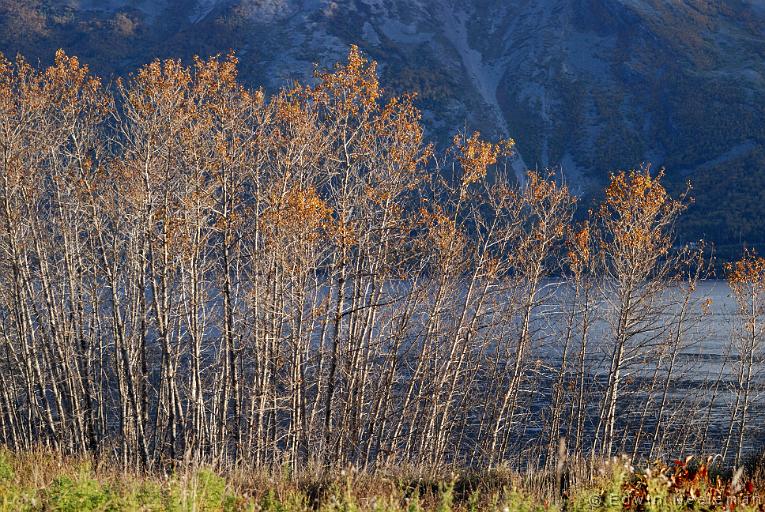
1,0,765,247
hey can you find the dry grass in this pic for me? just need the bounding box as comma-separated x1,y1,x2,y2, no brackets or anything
3,449,765,511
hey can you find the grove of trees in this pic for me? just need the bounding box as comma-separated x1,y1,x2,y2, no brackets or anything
0,46,762,472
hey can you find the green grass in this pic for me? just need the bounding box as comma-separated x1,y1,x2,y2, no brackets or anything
0,450,763,511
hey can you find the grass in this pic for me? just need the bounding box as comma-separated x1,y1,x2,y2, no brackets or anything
0,450,764,511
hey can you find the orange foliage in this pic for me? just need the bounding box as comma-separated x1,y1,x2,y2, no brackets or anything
725,250,765,309
567,221,592,275
311,45,380,118
598,167,685,258
453,131,514,187
263,187,332,243
419,207,466,267
374,93,432,176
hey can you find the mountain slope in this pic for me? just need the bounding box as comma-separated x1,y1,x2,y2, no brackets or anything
1,0,764,247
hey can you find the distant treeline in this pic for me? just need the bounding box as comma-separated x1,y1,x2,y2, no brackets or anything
0,47,763,472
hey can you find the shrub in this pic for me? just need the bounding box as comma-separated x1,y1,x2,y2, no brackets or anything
45,472,117,512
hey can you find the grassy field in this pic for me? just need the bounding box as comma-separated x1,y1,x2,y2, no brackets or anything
0,450,764,511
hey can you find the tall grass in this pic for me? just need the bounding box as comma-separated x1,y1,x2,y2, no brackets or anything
1,449,765,511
